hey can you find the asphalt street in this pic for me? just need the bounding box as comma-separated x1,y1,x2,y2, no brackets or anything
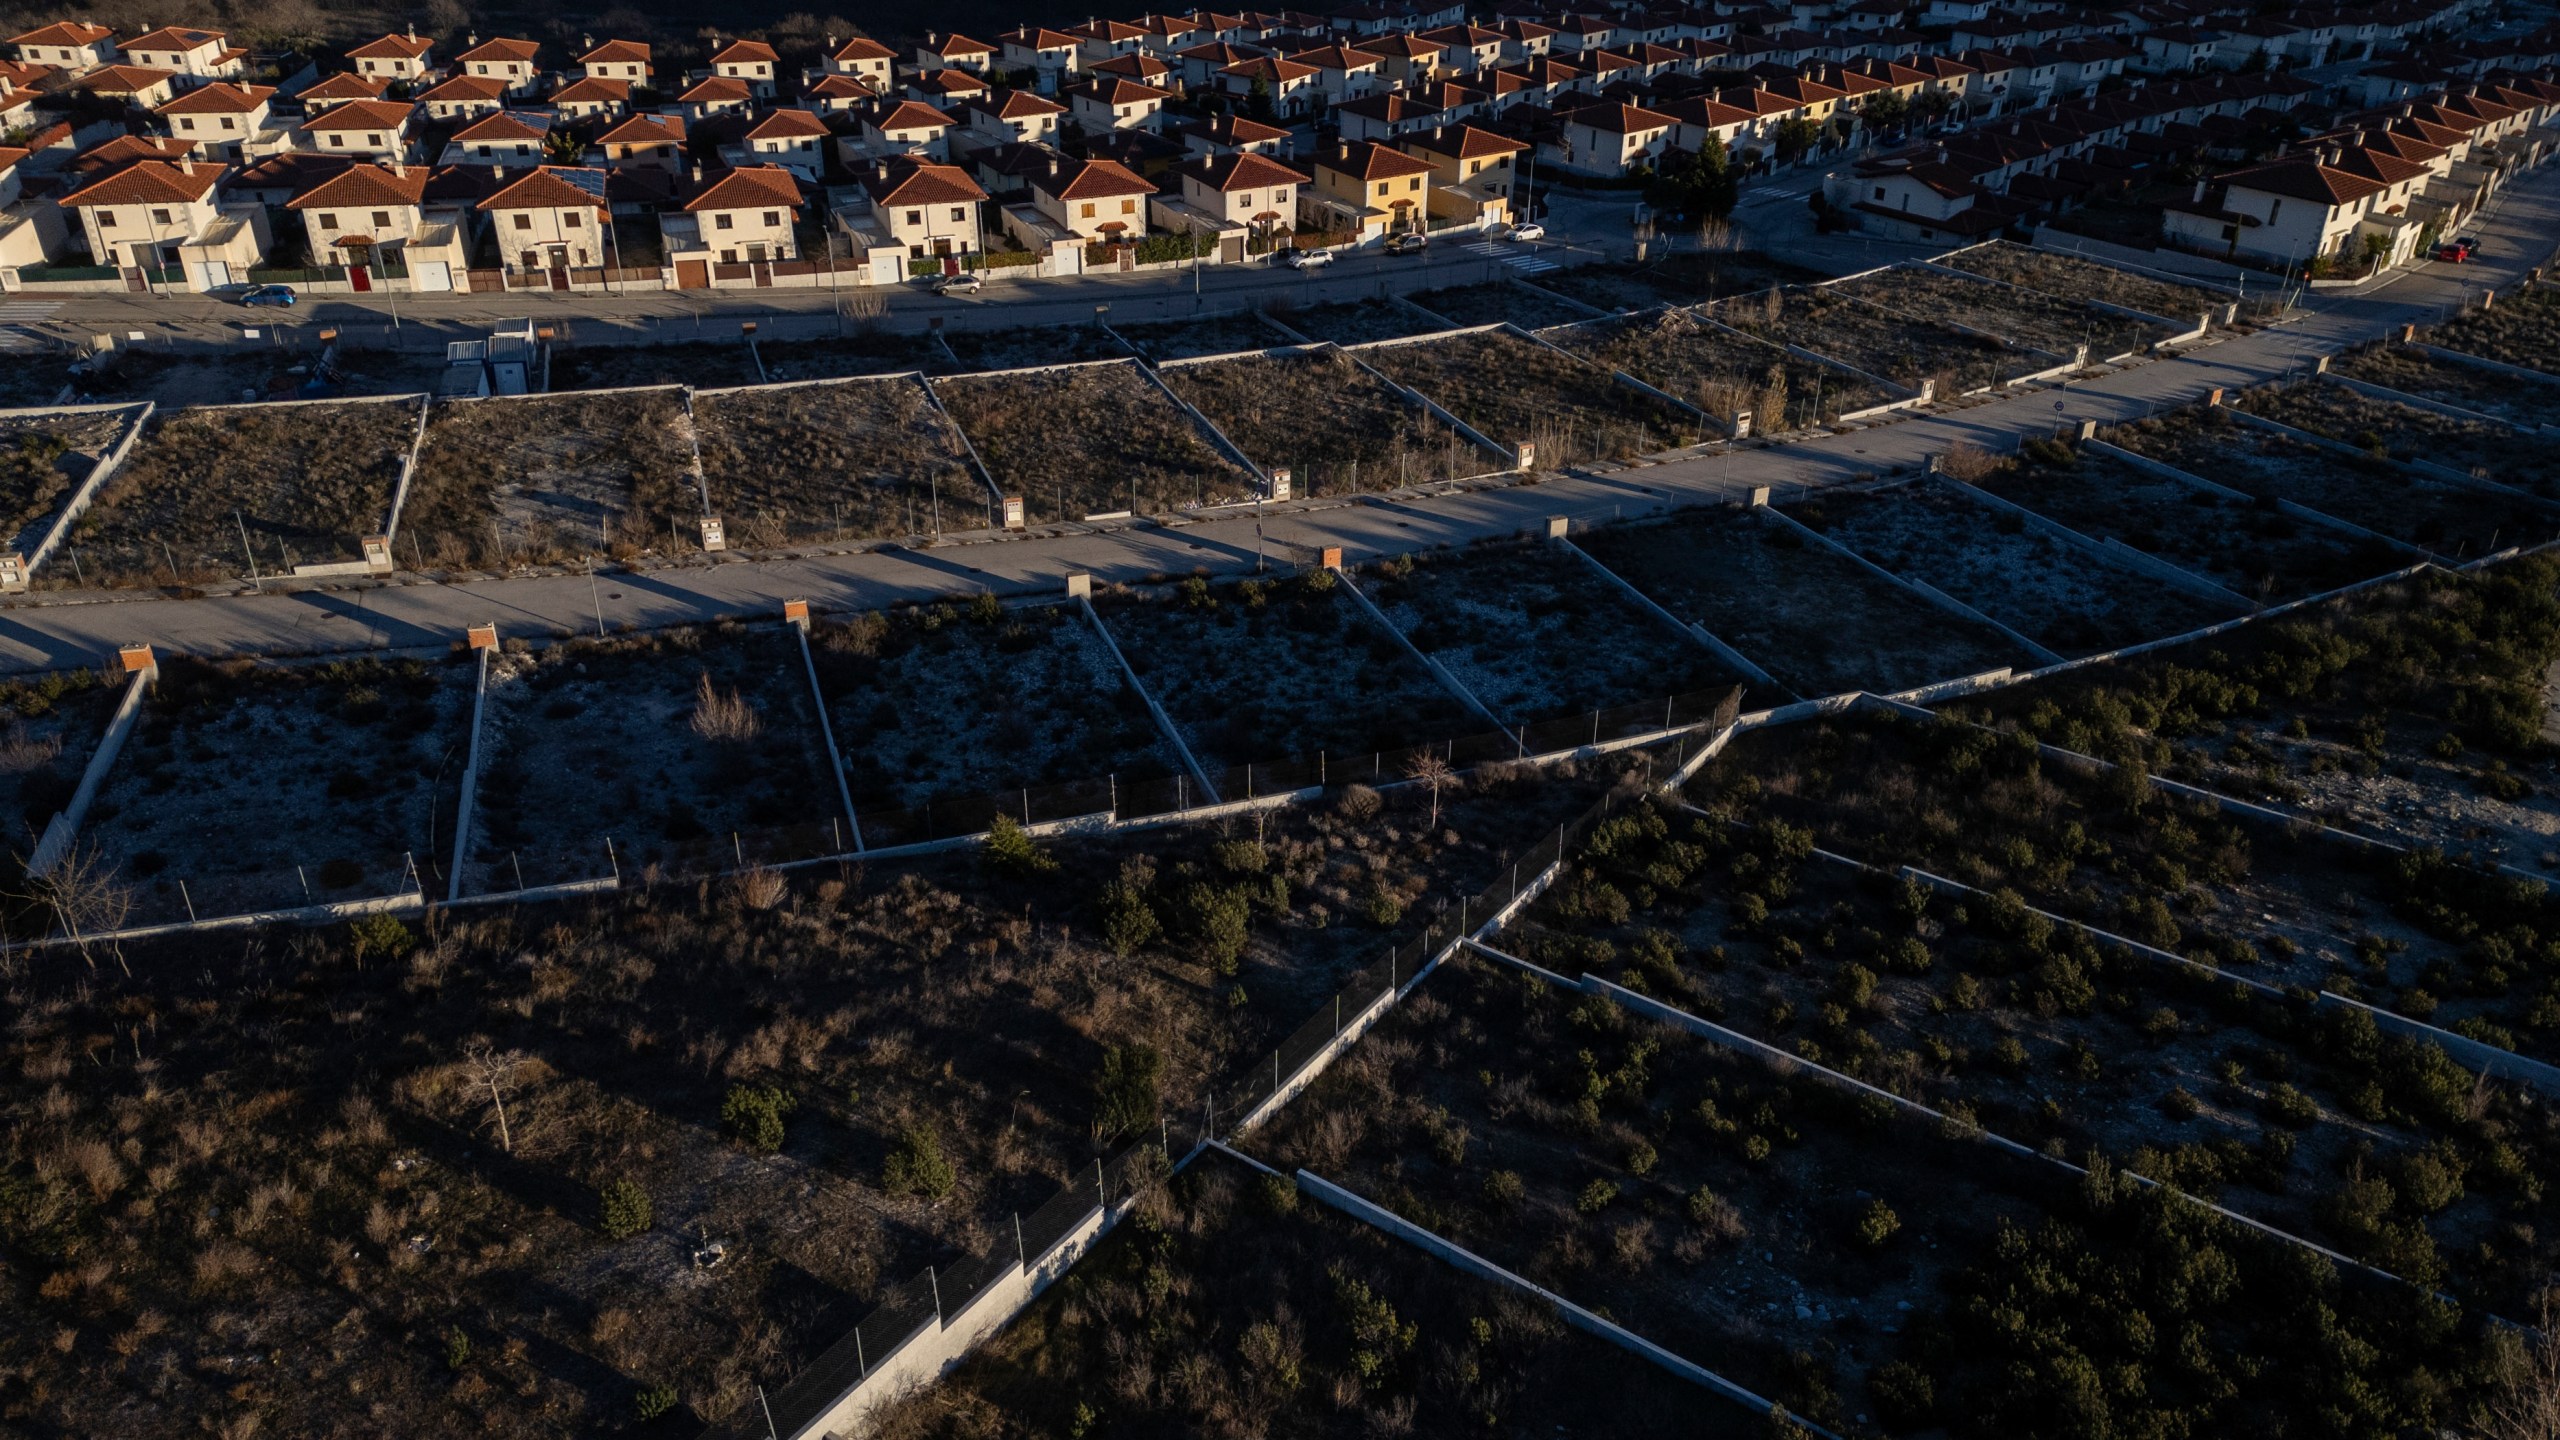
0,164,2551,676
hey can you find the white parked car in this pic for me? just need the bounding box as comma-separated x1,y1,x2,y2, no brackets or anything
930,271,983,294
1508,222,1546,242
1280,247,1334,268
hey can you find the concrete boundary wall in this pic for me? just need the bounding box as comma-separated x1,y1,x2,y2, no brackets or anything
2314,370,2532,430
28,664,151,877
1684,300,1921,407
794,622,864,853
1756,502,2066,666
1512,274,1609,318
2082,437,2431,557
380,397,432,547
445,644,493,903
1908,255,2199,336
1133,358,1268,487
27,401,152,579
1332,329,1520,465
1153,339,1332,371
1924,469,2258,610
1331,562,1512,734
913,372,1007,511
1077,595,1220,803
2218,403,2560,511
2412,341,2560,391
1555,535,1784,690
1293,1168,1843,1440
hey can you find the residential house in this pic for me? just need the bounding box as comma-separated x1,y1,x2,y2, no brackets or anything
663,163,803,282
0,146,70,280
1554,101,1676,175
959,90,1067,148
1335,92,1441,141
1305,137,1437,237
1175,41,1262,91
803,73,882,114
1090,52,1177,90
576,39,652,88
416,73,510,122
284,160,470,290
549,77,630,121
476,165,611,273
1025,154,1157,241
1289,43,1388,105
1069,19,1152,63
298,99,415,160
1498,19,1558,62
1659,93,1756,153
910,68,993,107
854,101,960,161
1418,24,1507,72
916,33,998,73
707,39,780,98
1069,77,1173,133
742,109,830,179
1177,112,1292,156
10,21,116,70
999,27,1084,92
1163,148,1304,254
1363,32,1452,85
80,65,181,108
678,76,755,120
1400,122,1527,198
443,110,553,169
121,26,244,84
1218,55,1321,115
454,37,543,98
826,35,897,89
2162,143,2431,269
298,72,391,109
597,112,687,177
852,155,988,263
59,156,270,289
156,82,274,160
345,31,434,83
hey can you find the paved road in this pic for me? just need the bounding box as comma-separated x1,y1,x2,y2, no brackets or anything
1,165,2551,676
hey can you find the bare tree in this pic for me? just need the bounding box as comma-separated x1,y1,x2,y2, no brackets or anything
2483,1287,2560,1440
1403,751,1453,829
25,841,136,975
462,1043,528,1154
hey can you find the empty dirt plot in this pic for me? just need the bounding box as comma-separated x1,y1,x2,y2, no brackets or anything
2235,379,2560,496
1099,570,1476,776
877,1152,1714,1440
548,339,762,391
0,405,139,555
2332,343,2559,431
1713,286,2030,397
1111,310,1283,361
1976,441,2389,602
1533,249,1817,312
1160,348,1493,494
1546,308,1897,429
1794,482,2241,654
2107,406,2555,558
808,601,1177,838
80,345,447,407
402,389,701,568
2420,282,2560,373
1936,241,2243,324
1267,298,1448,345
1358,329,1695,466
1362,541,1745,725
1415,277,1593,328
1578,508,2028,695
934,361,1254,522
468,624,838,890
0,668,118,852
757,330,953,381
940,323,1130,371
68,399,417,588
1832,265,2167,360
692,377,979,548
82,655,475,922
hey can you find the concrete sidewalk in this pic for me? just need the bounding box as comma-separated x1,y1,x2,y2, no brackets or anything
0,163,2552,677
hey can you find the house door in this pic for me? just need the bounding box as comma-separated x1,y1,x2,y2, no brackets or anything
192,259,231,291
749,242,772,287
414,260,452,293
122,268,146,293
1117,246,1135,271
675,258,710,289
546,246,571,291
348,263,371,292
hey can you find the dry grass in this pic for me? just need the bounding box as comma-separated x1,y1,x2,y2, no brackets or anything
932,362,1252,523
1267,298,1447,345
1357,330,1696,466
689,673,762,743
2233,381,2560,497
0,407,135,553
1413,279,1593,328
1114,312,1290,362
2331,343,2557,431
1833,265,2169,359
65,401,415,587
1546,308,1895,430
1161,349,1493,494
1712,286,2023,396
403,390,701,569
693,377,981,547
941,324,1130,372
1534,249,1817,312
2422,282,2560,373
1938,241,2240,325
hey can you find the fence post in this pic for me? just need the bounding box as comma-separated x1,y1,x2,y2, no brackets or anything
1334,993,1342,1036
857,1328,865,1377
1015,1212,1025,1270
929,1266,941,1324
1095,1157,1106,1207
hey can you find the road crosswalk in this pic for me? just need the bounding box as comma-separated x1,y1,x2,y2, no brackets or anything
0,300,59,349
1460,240,1559,275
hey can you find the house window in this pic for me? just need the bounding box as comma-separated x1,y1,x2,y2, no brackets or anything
716,214,734,229
221,117,236,130
97,211,115,228
722,248,736,262
1409,177,1421,191
950,206,966,221
564,212,583,228
1081,201,1096,217
320,211,339,227
373,210,391,227
764,210,781,226
513,213,532,229
367,133,383,146
151,208,172,224
1122,198,1135,214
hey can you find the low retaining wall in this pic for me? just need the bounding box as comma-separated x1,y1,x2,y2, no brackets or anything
1556,536,1782,691
445,644,493,903
1079,596,1220,803
1757,503,2065,666
28,664,151,877
26,402,152,580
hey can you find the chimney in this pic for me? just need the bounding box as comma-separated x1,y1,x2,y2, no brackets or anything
467,32,477,47
2192,175,2206,201
1935,144,1946,163
393,160,406,177
492,164,504,178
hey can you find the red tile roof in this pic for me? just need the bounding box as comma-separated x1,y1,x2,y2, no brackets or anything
475,165,609,211
10,21,113,47
550,77,630,104
347,32,434,60
710,39,781,64
600,113,686,145
685,163,803,211
158,82,272,114
865,157,988,205
124,26,226,53
1048,155,1157,199
874,99,957,131
1181,149,1308,190
81,65,178,93
62,157,222,206
1322,139,1436,180
451,110,550,142
1410,124,1528,159
746,109,830,139
679,76,753,103
418,74,509,103
287,162,428,208
832,36,896,61
303,98,415,131
577,39,651,64
456,37,541,64
300,72,391,102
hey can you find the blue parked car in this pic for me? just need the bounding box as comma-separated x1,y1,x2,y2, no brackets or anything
237,284,297,308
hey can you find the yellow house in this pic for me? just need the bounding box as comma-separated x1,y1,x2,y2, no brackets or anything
1306,138,1438,239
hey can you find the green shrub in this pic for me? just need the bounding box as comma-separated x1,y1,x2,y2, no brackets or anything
634,1382,678,1422
1485,1170,1525,1208
598,1177,652,1239
348,913,412,962
884,1123,957,1201
721,1083,795,1153
444,1326,472,1371
1093,1043,1163,1141
1854,1198,1901,1248
1576,1178,1619,1213
984,813,1058,877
